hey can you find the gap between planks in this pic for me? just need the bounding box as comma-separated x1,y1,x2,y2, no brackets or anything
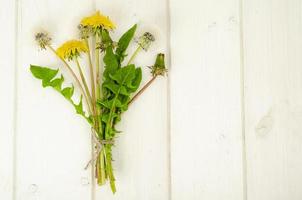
239,0,248,199
166,0,172,198
12,0,21,199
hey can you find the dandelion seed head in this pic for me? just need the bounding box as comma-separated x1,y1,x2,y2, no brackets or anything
35,32,52,50
135,31,155,51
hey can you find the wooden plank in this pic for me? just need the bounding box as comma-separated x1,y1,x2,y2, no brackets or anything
243,0,302,199
94,1,170,199
169,0,244,199
0,0,16,199
15,0,95,199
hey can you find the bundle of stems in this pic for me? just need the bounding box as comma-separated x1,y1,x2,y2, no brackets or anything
30,10,167,193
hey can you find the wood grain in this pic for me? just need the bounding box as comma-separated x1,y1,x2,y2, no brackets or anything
2,0,302,199
243,0,302,199
170,0,245,199
15,0,94,199
0,0,16,199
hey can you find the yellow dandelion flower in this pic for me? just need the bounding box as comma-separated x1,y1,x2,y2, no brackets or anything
56,40,88,60
81,11,116,30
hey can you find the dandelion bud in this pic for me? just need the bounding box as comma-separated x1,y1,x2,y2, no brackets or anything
35,32,52,49
136,32,155,51
149,53,167,77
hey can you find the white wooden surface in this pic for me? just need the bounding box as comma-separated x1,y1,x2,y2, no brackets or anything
15,0,94,199
0,0,16,199
1,0,302,199
242,0,302,199
170,0,244,199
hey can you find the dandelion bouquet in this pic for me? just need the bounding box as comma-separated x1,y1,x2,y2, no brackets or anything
30,11,167,193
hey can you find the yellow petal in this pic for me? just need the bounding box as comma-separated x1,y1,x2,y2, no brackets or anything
81,11,116,30
56,40,88,60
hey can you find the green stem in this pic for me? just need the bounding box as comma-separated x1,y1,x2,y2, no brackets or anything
85,39,97,112
85,43,103,186
101,91,119,193
47,45,93,115
95,34,104,138
105,146,116,193
98,148,106,185
127,46,142,65
75,57,92,103
95,34,101,100
128,75,157,105
104,95,118,139
93,35,107,188
83,40,101,138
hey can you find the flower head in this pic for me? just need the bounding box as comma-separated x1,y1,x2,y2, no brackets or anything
56,40,88,60
136,32,155,51
35,32,52,49
149,53,167,76
80,11,116,31
78,24,92,39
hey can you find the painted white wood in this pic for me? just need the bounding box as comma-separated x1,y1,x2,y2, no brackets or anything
94,1,170,199
170,0,245,199
15,0,95,199
3,0,302,199
0,0,16,199
243,0,302,199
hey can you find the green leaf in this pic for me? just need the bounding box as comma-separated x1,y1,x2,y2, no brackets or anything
73,96,84,115
127,67,142,92
30,65,59,87
116,24,137,63
61,86,74,99
48,75,64,91
102,113,119,123
104,47,118,70
109,65,136,87
119,86,130,96
101,29,113,47
30,65,89,123
98,98,122,109
103,80,119,94
103,47,119,78
118,95,130,105
100,32,145,141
